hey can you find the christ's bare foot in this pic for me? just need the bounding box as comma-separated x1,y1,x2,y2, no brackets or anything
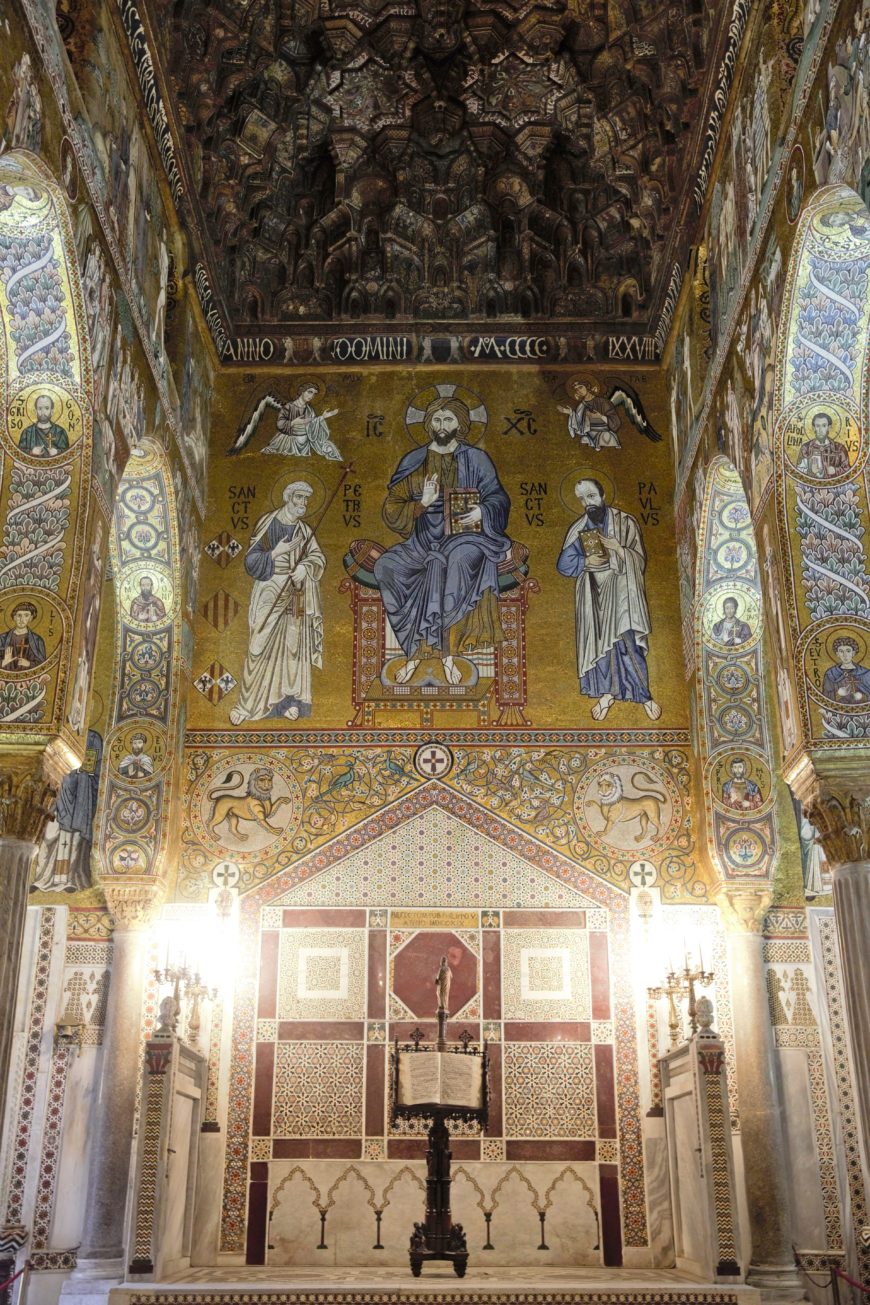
643,698,662,720
284,705,300,720
395,658,420,685
443,655,463,686
591,694,615,721
229,707,246,725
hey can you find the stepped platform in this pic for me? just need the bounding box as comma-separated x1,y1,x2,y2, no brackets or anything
112,1266,763,1305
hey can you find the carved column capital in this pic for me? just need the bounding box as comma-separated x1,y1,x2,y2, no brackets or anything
804,788,870,867
786,753,870,868
0,739,75,844
715,885,773,935
103,882,164,932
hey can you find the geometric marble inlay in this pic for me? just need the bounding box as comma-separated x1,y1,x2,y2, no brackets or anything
274,808,596,910
272,1042,364,1137
503,929,590,1021
278,929,366,1021
503,1042,595,1139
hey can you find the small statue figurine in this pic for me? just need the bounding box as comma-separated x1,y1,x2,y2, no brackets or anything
696,994,716,1039
448,1223,467,1252
410,1222,427,1252
435,955,452,1014
155,994,177,1037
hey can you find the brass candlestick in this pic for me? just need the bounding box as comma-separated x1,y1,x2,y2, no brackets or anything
648,969,685,1050
680,952,715,1037
185,972,218,1047
649,951,715,1050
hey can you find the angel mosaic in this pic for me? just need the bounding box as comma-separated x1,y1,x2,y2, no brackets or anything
229,381,342,460
556,378,661,450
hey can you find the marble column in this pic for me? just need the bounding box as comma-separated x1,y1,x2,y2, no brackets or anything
0,748,62,1132
718,888,805,1303
802,778,870,1193
66,884,161,1296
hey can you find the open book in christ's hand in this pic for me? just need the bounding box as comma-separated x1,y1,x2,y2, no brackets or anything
397,1051,484,1109
444,488,482,536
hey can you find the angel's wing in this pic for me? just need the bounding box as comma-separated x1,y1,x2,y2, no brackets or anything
608,382,662,443
227,394,282,454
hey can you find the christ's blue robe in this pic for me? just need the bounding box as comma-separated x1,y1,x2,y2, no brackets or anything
373,444,511,657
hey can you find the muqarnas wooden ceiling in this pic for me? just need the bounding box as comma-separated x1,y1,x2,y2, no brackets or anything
146,0,725,333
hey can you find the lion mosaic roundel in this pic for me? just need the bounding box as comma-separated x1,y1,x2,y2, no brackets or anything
574,758,680,855
190,750,303,862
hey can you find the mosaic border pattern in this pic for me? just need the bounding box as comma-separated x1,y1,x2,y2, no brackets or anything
4,909,55,1226
31,1043,74,1249
129,1293,749,1304
817,916,869,1282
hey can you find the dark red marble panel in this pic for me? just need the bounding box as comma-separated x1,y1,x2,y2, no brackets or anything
502,911,586,929
257,930,279,1019
277,1021,365,1041
599,1164,623,1266
368,930,387,1019
272,1139,310,1158
272,1139,362,1159
487,1043,503,1136
252,1041,274,1136
589,932,611,1019
390,1021,479,1044
282,909,366,928
392,931,478,1019
505,1140,596,1160
245,1177,268,1265
482,930,501,1020
595,1043,617,1138
249,1161,269,1181
388,1139,480,1159
503,1022,591,1042
366,1043,385,1136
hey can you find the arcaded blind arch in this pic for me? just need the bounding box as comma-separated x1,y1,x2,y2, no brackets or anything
0,150,97,751
772,184,870,757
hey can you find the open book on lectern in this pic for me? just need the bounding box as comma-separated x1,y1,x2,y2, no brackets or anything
397,1051,484,1110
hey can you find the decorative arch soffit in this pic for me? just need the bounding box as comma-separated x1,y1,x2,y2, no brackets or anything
774,185,870,753
99,440,183,888
695,458,778,881
0,151,93,747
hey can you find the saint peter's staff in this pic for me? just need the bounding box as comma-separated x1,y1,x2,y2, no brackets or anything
257,463,354,634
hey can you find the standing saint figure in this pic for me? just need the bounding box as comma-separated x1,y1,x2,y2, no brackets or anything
557,478,661,721
230,481,325,723
373,397,512,686
435,956,452,1013
31,731,102,893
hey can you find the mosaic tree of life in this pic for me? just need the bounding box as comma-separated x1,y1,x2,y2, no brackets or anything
0,151,93,741
775,185,870,747
695,459,778,879
98,441,183,888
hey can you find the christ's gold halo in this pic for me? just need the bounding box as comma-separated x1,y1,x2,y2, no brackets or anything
404,382,488,446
